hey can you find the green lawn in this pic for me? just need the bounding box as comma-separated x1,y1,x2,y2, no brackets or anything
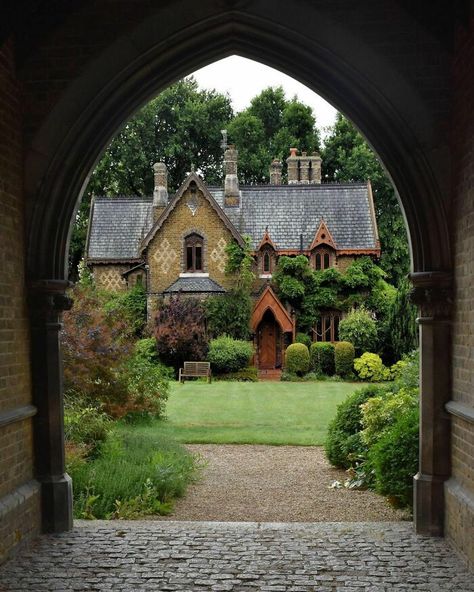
138,380,363,446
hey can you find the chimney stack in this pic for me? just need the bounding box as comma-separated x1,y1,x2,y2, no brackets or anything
224,144,240,206
153,162,168,221
285,148,322,184
269,159,282,185
287,148,299,184
309,152,322,184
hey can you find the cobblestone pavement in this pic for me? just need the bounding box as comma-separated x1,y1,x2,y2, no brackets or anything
0,521,472,591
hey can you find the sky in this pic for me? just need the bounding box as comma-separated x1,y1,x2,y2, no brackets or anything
191,56,338,133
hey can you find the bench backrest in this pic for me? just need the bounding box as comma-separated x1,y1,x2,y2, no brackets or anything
183,361,210,375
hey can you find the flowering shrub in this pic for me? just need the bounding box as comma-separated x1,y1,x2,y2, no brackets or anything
353,352,389,381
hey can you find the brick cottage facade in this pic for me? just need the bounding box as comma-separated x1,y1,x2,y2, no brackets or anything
86,147,380,370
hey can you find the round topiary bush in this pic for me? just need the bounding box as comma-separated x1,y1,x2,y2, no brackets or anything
207,335,254,374
324,384,383,469
335,341,355,377
285,343,310,376
295,332,312,349
309,342,335,375
368,407,419,508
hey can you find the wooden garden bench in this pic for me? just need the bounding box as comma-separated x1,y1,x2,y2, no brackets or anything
179,361,212,383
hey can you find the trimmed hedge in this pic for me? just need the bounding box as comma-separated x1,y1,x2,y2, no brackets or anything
335,341,355,377
285,343,310,376
324,384,382,469
207,336,254,373
309,342,335,375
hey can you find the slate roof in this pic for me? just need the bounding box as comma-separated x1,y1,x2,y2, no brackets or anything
208,183,378,251
87,196,153,260
163,277,226,293
86,182,378,262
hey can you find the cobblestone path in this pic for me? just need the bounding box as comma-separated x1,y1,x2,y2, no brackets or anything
1,521,473,591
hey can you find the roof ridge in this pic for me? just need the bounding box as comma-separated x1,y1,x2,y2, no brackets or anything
94,195,153,200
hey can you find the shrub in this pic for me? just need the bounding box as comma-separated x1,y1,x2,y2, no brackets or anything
134,338,159,362
64,397,111,458
103,283,147,337
295,332,312,349
335,341,355,377
309,342,335,375
285,343,310,376
207,335,254,373
324,384,383,469
353,352,389,381
338,307,378,355
360,387,418,447
205,290,252,340
368,407,419,508
213,367,258,381
155,296,208,372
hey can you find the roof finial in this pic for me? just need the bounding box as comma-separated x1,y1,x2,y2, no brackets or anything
220,129,228,152
191,162,195,173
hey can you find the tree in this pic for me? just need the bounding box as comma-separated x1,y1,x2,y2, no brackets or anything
228,87,321,184
322,113,409,286
69,78,234,276
385,278,418,361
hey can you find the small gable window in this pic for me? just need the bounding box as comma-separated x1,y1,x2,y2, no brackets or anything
185,233,203,272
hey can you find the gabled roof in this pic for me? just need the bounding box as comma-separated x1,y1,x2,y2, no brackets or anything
140,172,244,253
86,196,152,261
251,286,294,334
309,219,337,250
208,183,379,252
257,227,277,250
163,276,226,294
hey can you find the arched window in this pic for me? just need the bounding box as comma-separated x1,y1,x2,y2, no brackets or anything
314,249,332,270
185,233,203,272
315,312,341,342
263,251,271,273
315,253,322,270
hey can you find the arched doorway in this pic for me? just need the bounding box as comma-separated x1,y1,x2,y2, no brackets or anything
17,4,455,544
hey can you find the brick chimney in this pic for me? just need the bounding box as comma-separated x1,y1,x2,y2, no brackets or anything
309,152,322,184
224,144,240,206
299,151,310,184
153,162,168,221
269,159,282,185
287,148,299,184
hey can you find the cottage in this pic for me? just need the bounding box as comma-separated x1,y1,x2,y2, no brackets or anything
86,147,380,370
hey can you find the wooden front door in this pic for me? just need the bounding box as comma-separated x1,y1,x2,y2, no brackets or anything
259,319,276,369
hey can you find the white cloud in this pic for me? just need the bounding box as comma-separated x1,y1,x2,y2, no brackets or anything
191,56,338,132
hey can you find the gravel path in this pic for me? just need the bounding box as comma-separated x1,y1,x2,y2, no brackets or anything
160,445,410,522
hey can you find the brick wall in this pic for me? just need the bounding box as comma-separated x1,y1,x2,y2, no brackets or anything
448,14,474,567
92,264,129,292
147,187,234,294
0,39,40,564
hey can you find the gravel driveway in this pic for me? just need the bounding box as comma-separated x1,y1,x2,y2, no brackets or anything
160,445,410,522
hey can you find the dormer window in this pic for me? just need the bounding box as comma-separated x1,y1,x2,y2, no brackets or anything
185,233,203,272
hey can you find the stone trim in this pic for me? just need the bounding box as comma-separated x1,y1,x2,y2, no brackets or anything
0,480,40,519
446,401,474,424
0,405,37,428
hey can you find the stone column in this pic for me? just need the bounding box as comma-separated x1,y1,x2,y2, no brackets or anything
29,280,73,533
410,271,452,536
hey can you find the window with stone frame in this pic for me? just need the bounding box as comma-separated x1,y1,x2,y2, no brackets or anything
185,233,204,272
314,312,341,342
314,247,333,271
260,248,275,274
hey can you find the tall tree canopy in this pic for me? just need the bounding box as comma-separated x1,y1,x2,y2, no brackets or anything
321,113,409,285
228,87,321,183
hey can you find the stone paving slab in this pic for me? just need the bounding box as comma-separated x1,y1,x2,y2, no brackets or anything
0,521,472,591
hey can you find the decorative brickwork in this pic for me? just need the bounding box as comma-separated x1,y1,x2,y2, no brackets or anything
93,265,129,292
147,187,234,293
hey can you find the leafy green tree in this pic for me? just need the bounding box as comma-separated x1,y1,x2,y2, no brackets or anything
386,278,418,360
228,87,321,184
69,78,234,276
322,114,409,285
